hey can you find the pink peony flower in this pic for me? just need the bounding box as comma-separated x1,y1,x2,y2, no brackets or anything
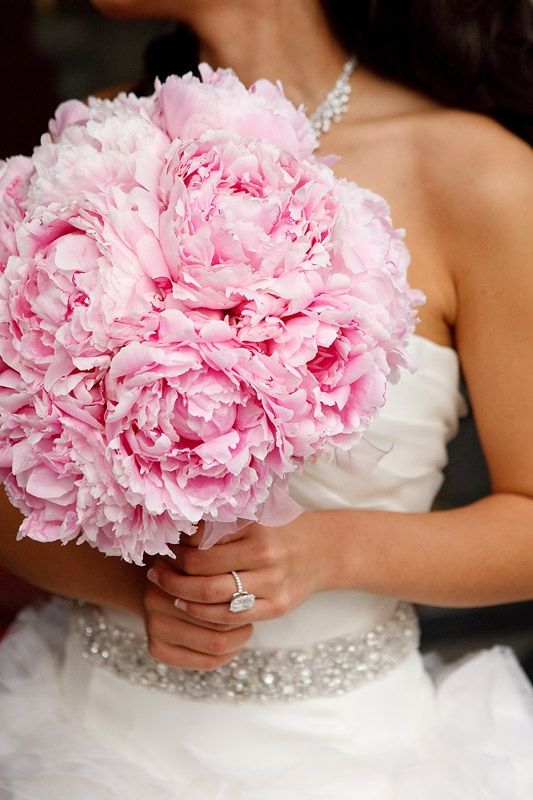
0,157,33,270
0,65,423,563
158,130,340,310
156,63,316,159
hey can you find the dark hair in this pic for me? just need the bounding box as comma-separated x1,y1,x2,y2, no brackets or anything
139,1,533,145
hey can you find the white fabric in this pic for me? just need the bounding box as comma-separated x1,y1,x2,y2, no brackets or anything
1,334,533,799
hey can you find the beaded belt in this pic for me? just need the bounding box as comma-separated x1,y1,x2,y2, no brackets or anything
74,601,419,703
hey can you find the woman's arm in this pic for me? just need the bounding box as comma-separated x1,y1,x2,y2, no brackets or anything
317,495,533,607
329,122,533,607
0,488,253,667
145,492,533,636
0,487,146,616
337,115,533,608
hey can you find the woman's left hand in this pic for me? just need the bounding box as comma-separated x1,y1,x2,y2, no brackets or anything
147,511,335,625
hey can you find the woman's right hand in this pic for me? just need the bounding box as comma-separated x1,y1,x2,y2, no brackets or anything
143,559,254,671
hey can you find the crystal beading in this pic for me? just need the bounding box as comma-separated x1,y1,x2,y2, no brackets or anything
309,57,358,139
73,601,419,703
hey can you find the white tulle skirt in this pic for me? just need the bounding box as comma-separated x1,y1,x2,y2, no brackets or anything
1,599,533,800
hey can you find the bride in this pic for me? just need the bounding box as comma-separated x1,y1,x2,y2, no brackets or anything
1,1,533,797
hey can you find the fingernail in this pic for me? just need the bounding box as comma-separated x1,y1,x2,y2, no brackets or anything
174,599,187,611
147,568,158,584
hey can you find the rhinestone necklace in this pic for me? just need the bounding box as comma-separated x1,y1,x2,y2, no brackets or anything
309,56,358,140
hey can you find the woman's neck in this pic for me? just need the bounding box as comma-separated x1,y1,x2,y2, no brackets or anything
178,0,350,112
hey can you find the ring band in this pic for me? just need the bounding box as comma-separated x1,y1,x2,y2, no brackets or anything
229,570,256,613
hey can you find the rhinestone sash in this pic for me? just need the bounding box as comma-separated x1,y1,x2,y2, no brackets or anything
73,601,419,703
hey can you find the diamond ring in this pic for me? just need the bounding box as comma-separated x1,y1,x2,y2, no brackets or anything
229,570,256,613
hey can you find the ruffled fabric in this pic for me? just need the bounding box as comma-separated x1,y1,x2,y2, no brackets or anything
1,601,532,800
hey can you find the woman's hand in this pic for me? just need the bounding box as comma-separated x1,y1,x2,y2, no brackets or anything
145,511,333,635
142,577,254,671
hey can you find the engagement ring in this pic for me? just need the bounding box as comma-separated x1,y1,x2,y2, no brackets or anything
229,570,256,613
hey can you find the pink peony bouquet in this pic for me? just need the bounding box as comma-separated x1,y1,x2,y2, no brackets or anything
0,64,422,564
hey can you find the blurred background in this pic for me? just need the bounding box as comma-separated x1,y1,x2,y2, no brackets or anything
1,0,532,675
0,0,163,159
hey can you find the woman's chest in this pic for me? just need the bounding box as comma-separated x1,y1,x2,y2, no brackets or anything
320,123,457,347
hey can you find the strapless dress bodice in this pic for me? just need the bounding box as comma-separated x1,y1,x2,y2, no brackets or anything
105,335,465,649
290,334,464,514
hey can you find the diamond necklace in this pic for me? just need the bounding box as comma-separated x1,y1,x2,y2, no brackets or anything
309,56,358,140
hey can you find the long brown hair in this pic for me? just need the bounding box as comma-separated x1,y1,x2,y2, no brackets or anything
322,0,533,145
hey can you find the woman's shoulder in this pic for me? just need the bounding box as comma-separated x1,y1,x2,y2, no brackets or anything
405,109,532,274
411,109,532,210
335,100,531,214
375,107,532,334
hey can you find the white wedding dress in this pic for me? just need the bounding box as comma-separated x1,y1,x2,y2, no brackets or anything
1,334,532,799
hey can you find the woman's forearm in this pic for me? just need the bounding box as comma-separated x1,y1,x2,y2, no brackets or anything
321,493,533,607
5,485,532,616
1,489,146,617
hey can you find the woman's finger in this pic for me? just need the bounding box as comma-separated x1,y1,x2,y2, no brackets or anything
144,583,249,631
147,638,243,672
146,611,253,657
172,597,276,626
170,524,252,553
169,533,274,577
148,565,263,605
